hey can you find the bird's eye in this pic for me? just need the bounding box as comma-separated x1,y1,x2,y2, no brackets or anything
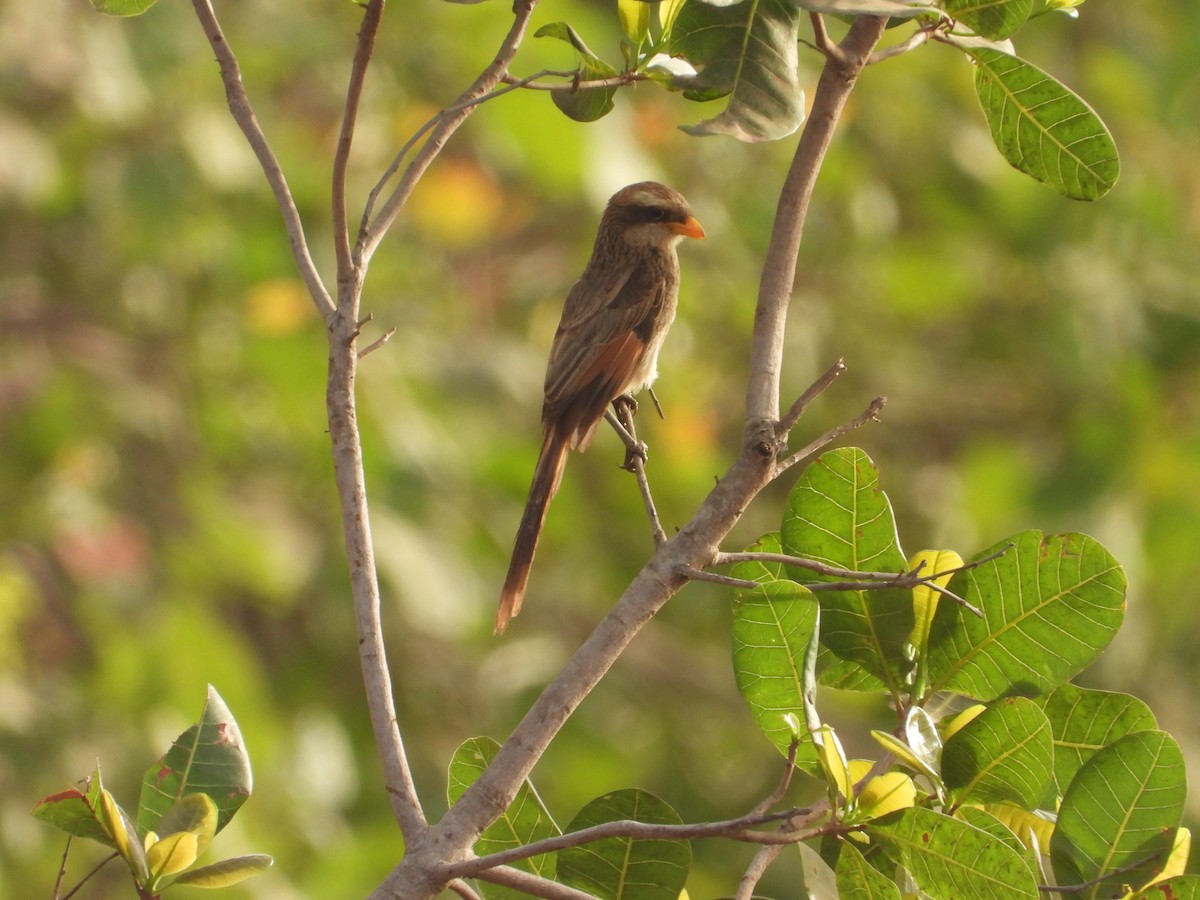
646,207,667,221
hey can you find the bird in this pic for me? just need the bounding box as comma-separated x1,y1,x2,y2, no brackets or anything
495,181,705,633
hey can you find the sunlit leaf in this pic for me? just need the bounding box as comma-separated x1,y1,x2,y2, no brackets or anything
984,802,1055,853
671,0,805,141
781,448,913,692
729,555,820,762
138,685,252,836
90,0,160,15
870,807,1039,898
171,854,274,888
967,47,1119,199
942,698,1053,808
447,737,559,889
926,531,1125,701
155,794,218,858
943,0,1032,39
31,778,113,846
146,831,199,882
558,790,690,900
619,0,654,44
1052,731,1185,898
857,772,916,819
1039,683,1157,793
836,840,901,899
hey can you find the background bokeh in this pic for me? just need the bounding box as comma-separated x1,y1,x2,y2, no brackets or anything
2,0,1197,896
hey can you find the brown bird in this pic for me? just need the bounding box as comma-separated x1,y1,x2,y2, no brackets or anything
496,182,705,633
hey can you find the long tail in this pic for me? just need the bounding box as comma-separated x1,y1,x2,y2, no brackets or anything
496,428,571,633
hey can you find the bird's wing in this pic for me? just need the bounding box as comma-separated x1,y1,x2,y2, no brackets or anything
542,258,670,443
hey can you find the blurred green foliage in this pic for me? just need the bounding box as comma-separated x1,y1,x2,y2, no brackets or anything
1,0,1197,896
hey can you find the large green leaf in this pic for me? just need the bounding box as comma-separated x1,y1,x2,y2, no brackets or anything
782,448,912,692
730,573,822,761
137,685,252,836
558,789,690,900
671,0,805,141
535,23,619,122
1039,683,1157,794
968,47,1119,200
835,839,902,899
1133,876,1200,899
943,0,1032,39
869,806,1039,898
1051,731,1185,899
926,531,1125,701
447,737,559,892
942,697,1053,808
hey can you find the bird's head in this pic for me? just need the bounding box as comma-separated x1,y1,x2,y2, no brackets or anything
602,181,705,251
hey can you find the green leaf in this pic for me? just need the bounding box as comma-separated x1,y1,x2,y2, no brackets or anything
835,840,902,899
730,569,821,761
869,807,1039,898
942,697,1054,808
926,531,1126,701
534,23,619,122
1133,875,1200,899
781,448,912,692
967,47,1119,200
955,806,1030,858
171,854,274,888
31,777,113,846
146,831,200,884
99,787,150,885
943,0,1032,40
137,685,252,836
89,0,160,15
671,0,805,141
618,0,653,44
1051,731,1185,899
1039,683,1157,794
558,789,690,900
447,737,559,889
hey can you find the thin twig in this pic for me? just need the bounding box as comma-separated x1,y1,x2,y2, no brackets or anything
752,739,800,815
776,358,846,437
332,0,384,283
357,327,396,360
610,399,667,546
60,851,118,900
356,0,540,268
472,867,596,900
773,395,886,476
448,808,816,879
500,69,648,92
677,565,759,590
868,21,938,63
810,12,844,63
446,879,483,900
189,0,334,321
736,845,786,900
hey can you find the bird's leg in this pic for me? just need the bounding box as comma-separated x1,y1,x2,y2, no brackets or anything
610,394,648,471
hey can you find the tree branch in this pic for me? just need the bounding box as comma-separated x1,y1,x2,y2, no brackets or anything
773,394,887,476
355,0,540,269
189,0,335,321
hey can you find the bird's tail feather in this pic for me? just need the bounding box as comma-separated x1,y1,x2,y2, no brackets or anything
495,429,570,633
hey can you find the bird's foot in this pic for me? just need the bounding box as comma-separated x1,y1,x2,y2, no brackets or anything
621,440,649,472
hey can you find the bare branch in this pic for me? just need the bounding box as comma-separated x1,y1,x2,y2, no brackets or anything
810,12,844,62
678,565,759,590
776,357,846,437
774,395,886,476
332,0,385,284
609,399,667,546
189,0,334,321
356,0,540,268
357,327,397,360
500,69,648,92
446,880,483,900
736,845,786,900
472,867,595,900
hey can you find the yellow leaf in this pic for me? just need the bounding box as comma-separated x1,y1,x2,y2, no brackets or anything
985,802,1055,852
99,789,136,866
814,725,852,800
618,0,652,44
146,831,199,880
908,549,963,652
941,704,986,742
659,0,687,32
1145,827,1191,885
871,729,940,783
859,772,917,818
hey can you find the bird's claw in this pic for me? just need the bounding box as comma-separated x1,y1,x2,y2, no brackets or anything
621,440,649,471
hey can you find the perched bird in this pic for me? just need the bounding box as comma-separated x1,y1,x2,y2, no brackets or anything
496,182,705,633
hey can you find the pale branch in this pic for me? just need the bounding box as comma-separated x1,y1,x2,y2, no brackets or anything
735,845,785,900
809,12,843,63
356,0,540,268
744,15,888,426
773,394,886,477
446,880,483,900
751,738,801,816
500,69,648,92
471,868,595,900
448,808,817,880
867,18,944,64
677,565,759,590
357,327,397,360
776,357,846,437
189,0,334,321
332,0,384,282
369,16,892,898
